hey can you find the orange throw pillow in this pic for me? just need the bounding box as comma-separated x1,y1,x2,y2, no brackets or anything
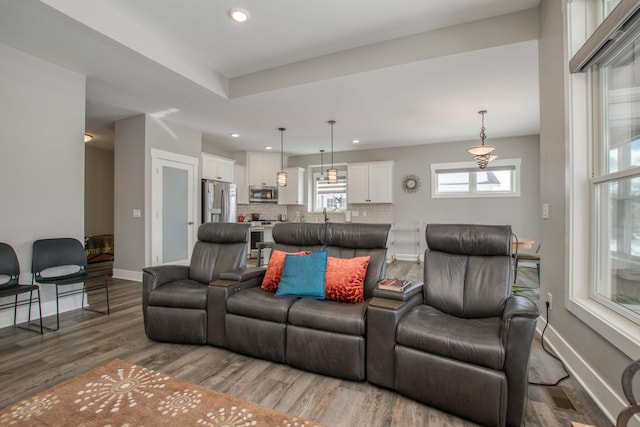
261,250,311,292
325,256,371,303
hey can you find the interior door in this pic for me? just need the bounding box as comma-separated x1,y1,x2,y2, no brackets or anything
151,149,198,266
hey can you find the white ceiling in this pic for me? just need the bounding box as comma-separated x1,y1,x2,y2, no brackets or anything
0,0,541,155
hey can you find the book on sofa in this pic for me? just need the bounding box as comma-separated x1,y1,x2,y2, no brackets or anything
377,278,412,292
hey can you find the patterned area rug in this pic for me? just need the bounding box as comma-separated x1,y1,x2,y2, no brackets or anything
0,359,324,426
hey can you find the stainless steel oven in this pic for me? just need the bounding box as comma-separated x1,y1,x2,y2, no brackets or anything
250,227,264,258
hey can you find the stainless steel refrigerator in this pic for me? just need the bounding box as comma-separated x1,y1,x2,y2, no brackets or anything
202,179,237,223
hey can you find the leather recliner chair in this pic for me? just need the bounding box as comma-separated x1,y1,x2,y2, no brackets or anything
142,222,250,344
368,224,539,427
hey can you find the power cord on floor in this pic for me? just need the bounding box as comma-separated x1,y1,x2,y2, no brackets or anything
528,300,571,387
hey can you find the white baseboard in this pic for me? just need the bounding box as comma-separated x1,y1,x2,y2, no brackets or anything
112,269,142,282
536,317,638,426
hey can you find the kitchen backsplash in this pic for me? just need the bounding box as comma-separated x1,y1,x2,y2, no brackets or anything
285,204,393,224
238,203,393,223
238,204,287,221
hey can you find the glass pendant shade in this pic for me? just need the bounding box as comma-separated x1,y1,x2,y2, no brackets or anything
468,110,497,168
277,127,287,187
277,171,287,187
327,168,337,183
327,120,337,183
466,145,495,156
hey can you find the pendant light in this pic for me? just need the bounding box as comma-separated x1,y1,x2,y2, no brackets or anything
466,110,497,169
327,120,337,183
277,127,287,187
320,149,325,176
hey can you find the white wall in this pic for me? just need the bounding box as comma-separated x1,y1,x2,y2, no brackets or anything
0,42,86,327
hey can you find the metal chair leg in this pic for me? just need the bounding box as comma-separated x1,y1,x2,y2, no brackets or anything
104,277,110,315
13,295,18,327
55,285,60,331
36,288,43,334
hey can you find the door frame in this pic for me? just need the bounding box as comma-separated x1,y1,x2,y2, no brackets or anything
150,148,199,266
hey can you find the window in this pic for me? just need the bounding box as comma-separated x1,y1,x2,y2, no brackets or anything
309,166,347,212
591,33,640,322
431,159,521,198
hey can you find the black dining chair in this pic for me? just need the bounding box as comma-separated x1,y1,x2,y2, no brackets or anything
32,237,110,331
0,242,43,334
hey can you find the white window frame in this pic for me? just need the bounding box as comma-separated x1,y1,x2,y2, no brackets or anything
567,0,640,358
306,165,347,213
430,159,521,198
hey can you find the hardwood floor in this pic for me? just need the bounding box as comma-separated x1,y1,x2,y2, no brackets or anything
0,263,612,426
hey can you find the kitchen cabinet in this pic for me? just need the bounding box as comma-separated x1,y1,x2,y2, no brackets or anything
247,152,280,187
347,161,393,203
202,153,234,182
278,167,305,205
234,164,248,204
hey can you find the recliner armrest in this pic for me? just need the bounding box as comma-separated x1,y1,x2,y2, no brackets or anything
373,281,424,302
502,295,539,321
142,265,190,291
367,290,423,389
208,269,266,347
218,267,266,282
501,295,539,426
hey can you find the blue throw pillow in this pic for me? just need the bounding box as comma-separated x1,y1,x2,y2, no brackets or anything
275,249,328,299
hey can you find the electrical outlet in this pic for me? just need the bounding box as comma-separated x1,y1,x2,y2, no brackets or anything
547,292,553,309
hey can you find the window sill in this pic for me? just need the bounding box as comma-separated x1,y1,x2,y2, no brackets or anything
568,296,640,359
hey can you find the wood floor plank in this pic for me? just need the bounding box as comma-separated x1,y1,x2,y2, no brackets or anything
0,265,613,426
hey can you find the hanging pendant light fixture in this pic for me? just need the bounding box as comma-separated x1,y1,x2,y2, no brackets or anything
466,110,497,169
327,120,337,183
320,149,325,176
277,127,287,187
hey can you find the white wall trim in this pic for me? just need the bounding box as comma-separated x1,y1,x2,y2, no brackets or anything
536,318,636,426
113,269,142,282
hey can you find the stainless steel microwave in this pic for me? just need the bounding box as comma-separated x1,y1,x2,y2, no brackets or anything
249,186,278,203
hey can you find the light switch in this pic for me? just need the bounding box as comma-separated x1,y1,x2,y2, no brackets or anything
542,203,549,219
133,209,142,218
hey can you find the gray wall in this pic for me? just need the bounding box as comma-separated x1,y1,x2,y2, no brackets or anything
114,114,202,276
85,146,114,236
114,115,146,274
538,0,630,421
0,41,86,326
288,135,540,241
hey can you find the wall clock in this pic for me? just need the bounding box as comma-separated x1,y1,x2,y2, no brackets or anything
402,175,420,193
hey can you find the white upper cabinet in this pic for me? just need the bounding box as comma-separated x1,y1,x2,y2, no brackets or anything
247,152,280,187
347,161,393,203
202,153,235,182
278,167,304,205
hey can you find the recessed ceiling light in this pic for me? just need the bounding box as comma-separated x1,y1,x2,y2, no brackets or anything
352,139,360,144
229,8,249,23
230,133,240,138
84,134,93,142
264,146,272,150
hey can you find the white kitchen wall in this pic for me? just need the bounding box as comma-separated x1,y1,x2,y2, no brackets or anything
287,135,540,243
